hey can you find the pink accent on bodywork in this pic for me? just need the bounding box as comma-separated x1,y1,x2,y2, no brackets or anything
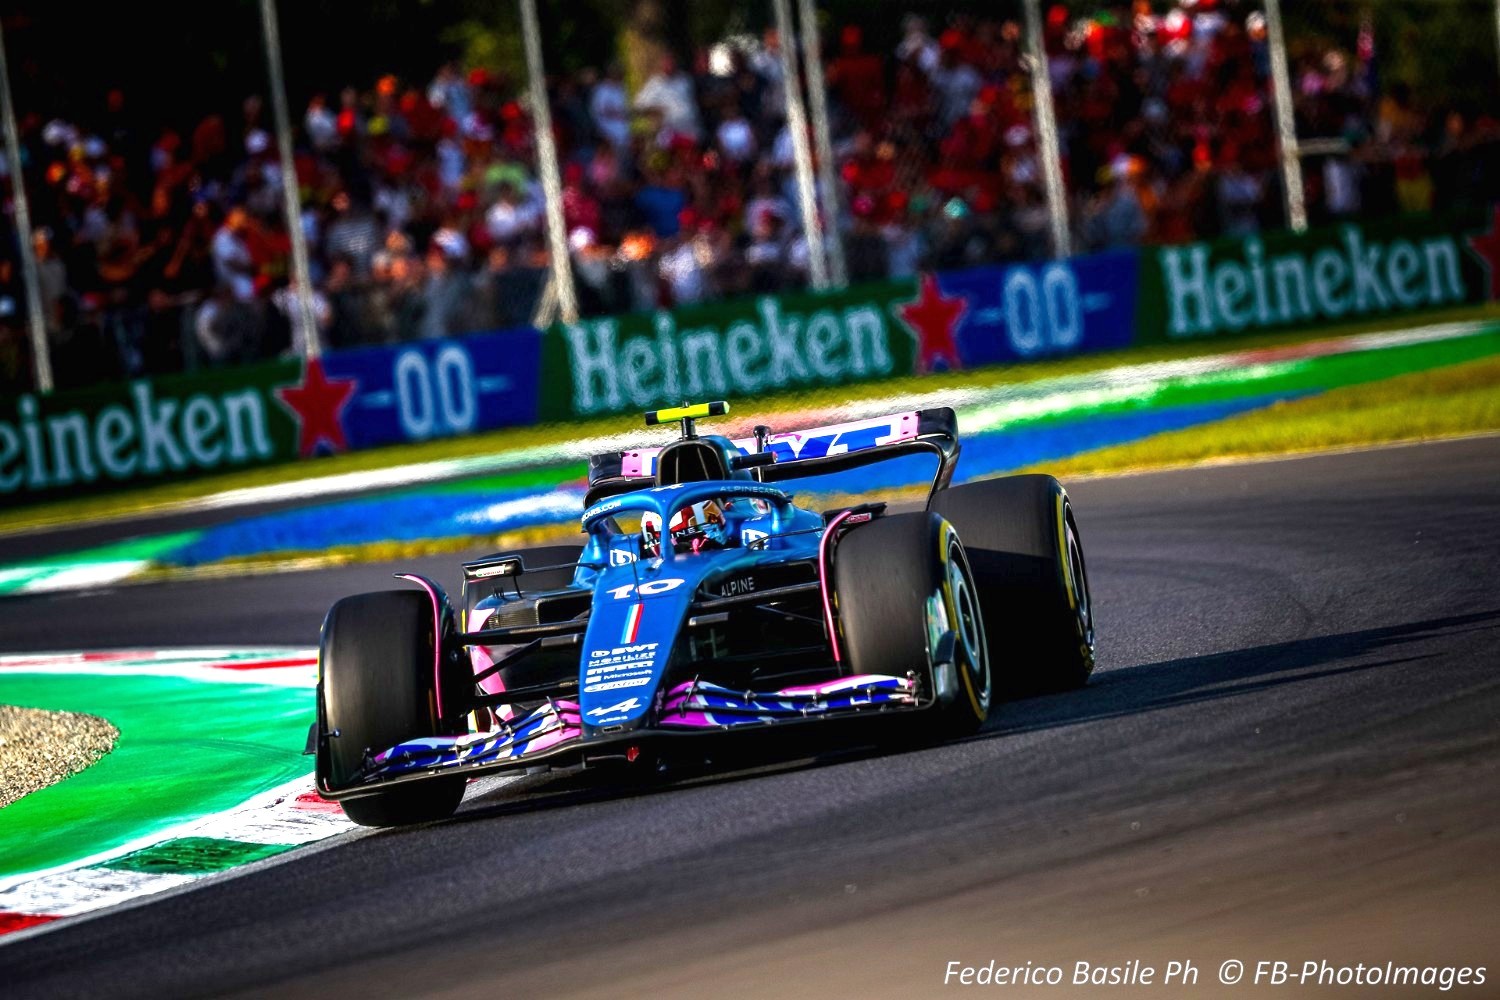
756,410,922,454
467,609,504,694
620,450,655,477
466,609,515,719
819,510,853,664
607,411,922,480
521,722,580,754
657,711,736,728
777,674,909,696
528,700,583,752
662,674,910,702
472,650,506,694
396,574,448,722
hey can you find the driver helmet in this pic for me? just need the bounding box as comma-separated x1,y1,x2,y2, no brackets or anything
671,499,726,554
640,500,727,557
640,511,664,558
639,497,738,560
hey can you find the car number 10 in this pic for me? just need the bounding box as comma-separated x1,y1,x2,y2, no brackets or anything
607,578,686,600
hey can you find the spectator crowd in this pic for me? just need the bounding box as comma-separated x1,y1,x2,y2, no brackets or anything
3,0,1497,392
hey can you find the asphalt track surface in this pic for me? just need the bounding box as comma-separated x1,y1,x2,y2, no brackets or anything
2,436,1497,998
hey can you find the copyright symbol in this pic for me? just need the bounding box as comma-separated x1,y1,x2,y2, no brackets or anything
1219,960,1244,984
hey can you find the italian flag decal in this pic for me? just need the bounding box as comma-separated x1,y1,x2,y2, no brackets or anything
621,602,644,643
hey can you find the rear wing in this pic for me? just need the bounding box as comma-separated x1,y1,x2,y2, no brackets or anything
586,407,960,507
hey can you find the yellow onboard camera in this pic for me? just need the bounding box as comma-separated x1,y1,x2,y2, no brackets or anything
644,401,729,438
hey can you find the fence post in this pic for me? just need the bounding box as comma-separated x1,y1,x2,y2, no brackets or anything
519,0,579,325
1021,0,1071,259
258,0,322,359
0,18,53,392
1494,0,1500,91
770,0,830,290
1263,0,1307,233
796,0,847,288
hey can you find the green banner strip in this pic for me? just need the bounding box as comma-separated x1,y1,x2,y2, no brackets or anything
423,461,590,496
1,359,303,510
1134,212,1493,344
540,280,920,421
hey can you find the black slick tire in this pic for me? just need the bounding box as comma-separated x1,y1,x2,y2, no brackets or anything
930,474,1095,696
833,512,991,739
317,590,466,827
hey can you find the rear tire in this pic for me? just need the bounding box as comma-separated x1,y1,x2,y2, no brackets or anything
833,512,991,738
317,590,466,827
930,475,1095,696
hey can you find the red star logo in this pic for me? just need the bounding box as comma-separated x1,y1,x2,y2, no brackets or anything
275,358,357,456
1466,206,1500,300
897,273,966,372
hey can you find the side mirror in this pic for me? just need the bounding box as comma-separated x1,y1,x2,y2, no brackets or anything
730,451,776,471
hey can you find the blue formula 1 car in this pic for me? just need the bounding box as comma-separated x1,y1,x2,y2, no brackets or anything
313,402,1095,826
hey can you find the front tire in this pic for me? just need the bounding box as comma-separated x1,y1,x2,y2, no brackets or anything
317,590,466,827
833,512,991,738
930,474,1095,696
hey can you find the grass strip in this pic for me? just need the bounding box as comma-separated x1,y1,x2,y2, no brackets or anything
961,328,1500,434
0,675,312,880
1034,353,1500,478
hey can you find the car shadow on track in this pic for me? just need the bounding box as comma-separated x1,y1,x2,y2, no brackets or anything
445,752,865,828
988,608,1500,738
408,609,1500,833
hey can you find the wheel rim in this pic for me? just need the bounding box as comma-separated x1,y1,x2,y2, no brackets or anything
1064,512,1094,648
947,538,990,712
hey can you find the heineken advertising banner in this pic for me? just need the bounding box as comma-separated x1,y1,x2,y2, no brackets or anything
1,360,301,505
935,250,1140,366
8,209,1496,506
1,326,543,507
321,327,542,449
1136,209,1500,343
539,282,922,421
538,255,1144,422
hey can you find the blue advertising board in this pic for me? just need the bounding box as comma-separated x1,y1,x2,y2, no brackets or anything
321,326,543,450
937,250,1140,367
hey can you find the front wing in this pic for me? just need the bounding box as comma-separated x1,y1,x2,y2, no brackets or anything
358,673,918,782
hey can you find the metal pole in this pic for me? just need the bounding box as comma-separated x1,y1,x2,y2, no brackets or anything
530,272,558,328
519,0,579,324
1263,0,1307,233
796,0,847,288
771,0,829,290
0,19,53,393
1494,0,1500,91
1022,0,1070,259
258,0,321,358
